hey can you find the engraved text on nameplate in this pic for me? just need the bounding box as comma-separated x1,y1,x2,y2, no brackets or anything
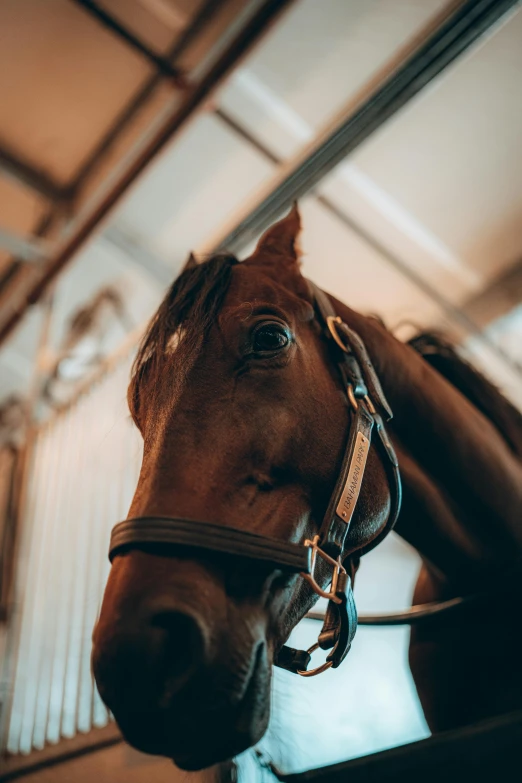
336,432,370,523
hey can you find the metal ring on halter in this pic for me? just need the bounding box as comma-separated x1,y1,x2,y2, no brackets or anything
364,394,376,414
300,535,346,604
326,315,349,352
347,384,359,411
297,642,333,677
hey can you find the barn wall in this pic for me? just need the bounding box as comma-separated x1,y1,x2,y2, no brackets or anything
2,353,141,754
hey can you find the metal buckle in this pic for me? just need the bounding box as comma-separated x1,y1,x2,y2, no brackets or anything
297,642,333,677
301,535,346,604
326,318,377,417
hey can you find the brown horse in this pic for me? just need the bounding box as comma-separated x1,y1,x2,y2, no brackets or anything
92,207,522,770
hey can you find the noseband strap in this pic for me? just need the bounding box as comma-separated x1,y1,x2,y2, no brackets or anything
110,517,311,573
108,282,402,678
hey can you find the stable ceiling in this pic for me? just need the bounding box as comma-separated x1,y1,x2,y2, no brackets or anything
0,0,521,407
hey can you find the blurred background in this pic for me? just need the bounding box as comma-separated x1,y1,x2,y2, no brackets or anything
0,0,521,781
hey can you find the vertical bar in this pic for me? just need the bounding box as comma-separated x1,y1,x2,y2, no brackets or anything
18,414,66,753
5,348,142,751
47,400,88,743
5,431,47,753
91,371,121,728
61,387,98,738
80,374,117,732
31,410,74,750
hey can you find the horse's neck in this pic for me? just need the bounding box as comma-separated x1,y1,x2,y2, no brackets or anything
335,300,522,581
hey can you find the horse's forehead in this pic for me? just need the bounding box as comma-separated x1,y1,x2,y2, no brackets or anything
224,265,309,315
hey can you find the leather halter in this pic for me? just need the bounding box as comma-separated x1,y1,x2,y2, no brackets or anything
108,282,402,677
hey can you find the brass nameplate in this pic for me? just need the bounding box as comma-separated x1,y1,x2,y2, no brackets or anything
336,431,370,523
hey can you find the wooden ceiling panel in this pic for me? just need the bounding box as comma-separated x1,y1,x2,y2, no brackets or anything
0,0,154,185
0,176,47,239
102,0,203,54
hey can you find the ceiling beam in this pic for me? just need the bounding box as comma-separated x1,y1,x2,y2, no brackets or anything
0,146,72,205
0,0,297,347
69,0,185,82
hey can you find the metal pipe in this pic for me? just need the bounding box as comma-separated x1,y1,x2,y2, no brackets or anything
306,593,483,626
211,0,520,255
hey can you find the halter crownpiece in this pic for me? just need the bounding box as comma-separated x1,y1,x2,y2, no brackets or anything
108,281,402,677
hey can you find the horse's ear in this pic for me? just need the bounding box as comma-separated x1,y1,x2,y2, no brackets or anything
181,252,198,273
244,204,309,298
249,203,302,267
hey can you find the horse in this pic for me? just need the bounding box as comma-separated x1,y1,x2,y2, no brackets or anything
92,206,522,771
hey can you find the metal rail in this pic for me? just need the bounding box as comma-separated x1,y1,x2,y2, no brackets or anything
306,595,480,627
211,0,520,255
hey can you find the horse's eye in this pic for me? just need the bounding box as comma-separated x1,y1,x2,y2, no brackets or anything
252,322,290,353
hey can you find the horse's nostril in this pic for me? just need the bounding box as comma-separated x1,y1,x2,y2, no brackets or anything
148,608,207,691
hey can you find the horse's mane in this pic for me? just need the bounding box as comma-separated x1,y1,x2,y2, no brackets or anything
409,332,522,459
129,253,237,419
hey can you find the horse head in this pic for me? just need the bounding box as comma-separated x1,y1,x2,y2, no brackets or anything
92,206,395,769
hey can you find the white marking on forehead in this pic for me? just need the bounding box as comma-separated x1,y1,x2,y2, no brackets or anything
165,328,185,355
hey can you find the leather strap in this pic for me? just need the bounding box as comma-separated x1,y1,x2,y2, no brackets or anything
107,282,403,677
318,400,374,559
110,517,311,574
309,280,393,420
277,281,401,675
358,412,402,556
274,569,358,674
338,322,393,421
